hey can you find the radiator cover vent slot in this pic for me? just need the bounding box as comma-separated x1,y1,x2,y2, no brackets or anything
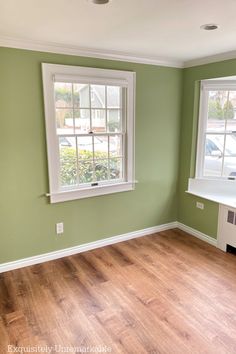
227,210,235,224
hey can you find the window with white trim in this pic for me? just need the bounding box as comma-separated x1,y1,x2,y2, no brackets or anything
42,64,135,203
196,79,236,180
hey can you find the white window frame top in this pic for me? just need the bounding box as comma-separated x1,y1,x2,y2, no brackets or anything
42,63,136,203
196,79,236,182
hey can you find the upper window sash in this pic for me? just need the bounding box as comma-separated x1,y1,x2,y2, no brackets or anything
53,74,128,87
201,80,236,91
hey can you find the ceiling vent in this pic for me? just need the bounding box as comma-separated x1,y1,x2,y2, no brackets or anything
92,0,110,4
200,24,219,31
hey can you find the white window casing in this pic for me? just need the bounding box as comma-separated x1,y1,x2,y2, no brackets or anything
42,63,136,203
196,79,236,180
188,78,236,205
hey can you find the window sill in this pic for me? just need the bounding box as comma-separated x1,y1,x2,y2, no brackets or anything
187,178,236,208
48,181,135,203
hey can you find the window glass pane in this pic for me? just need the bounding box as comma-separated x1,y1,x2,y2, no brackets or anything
223,157,236,177
78,160,93,184
95,160,109,181
59,137,77,187
223,135,236,177
203,134,224,177
94,136,108,159
92,109,106,132
107,86,121,108
91,85,105,108
110,158,123,180
74,109,90,134
56,109,73,135
77,136,93,160
73,84,90,108
224,134,236,156
207,91,227,132
59,136,76,149
109,135,122,157
107,109,121,132
226,91,236,132
55,83,72,108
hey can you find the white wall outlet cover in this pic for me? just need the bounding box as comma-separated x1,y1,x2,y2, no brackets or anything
196,202,204,210
56,222,64,234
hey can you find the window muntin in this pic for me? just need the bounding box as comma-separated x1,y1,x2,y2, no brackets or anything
54,82,125,189
42,64,135,203
197,83,236,179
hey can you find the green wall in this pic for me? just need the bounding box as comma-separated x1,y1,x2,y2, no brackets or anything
0,47,182,263
178,59,236,239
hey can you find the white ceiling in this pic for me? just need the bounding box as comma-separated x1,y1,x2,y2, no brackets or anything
1,0,236,67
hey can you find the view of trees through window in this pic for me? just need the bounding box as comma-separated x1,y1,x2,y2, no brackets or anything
208,91,235,120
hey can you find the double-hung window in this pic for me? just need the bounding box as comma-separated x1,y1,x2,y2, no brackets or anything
42,64,135,203
196,79,236,180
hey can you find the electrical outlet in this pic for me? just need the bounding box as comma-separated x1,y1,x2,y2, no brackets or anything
56,222,64,235
196,202,204,210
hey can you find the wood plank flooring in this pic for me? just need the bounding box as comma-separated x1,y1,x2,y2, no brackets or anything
1,229,236,353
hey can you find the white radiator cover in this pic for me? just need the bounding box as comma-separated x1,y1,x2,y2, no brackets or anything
218,204,236,251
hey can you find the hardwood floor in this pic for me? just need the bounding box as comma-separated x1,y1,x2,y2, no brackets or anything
1,229,236,353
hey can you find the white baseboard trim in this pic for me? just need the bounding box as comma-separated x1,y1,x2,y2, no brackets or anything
177,222,217,247
0,221,178,273
0,221,218,273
